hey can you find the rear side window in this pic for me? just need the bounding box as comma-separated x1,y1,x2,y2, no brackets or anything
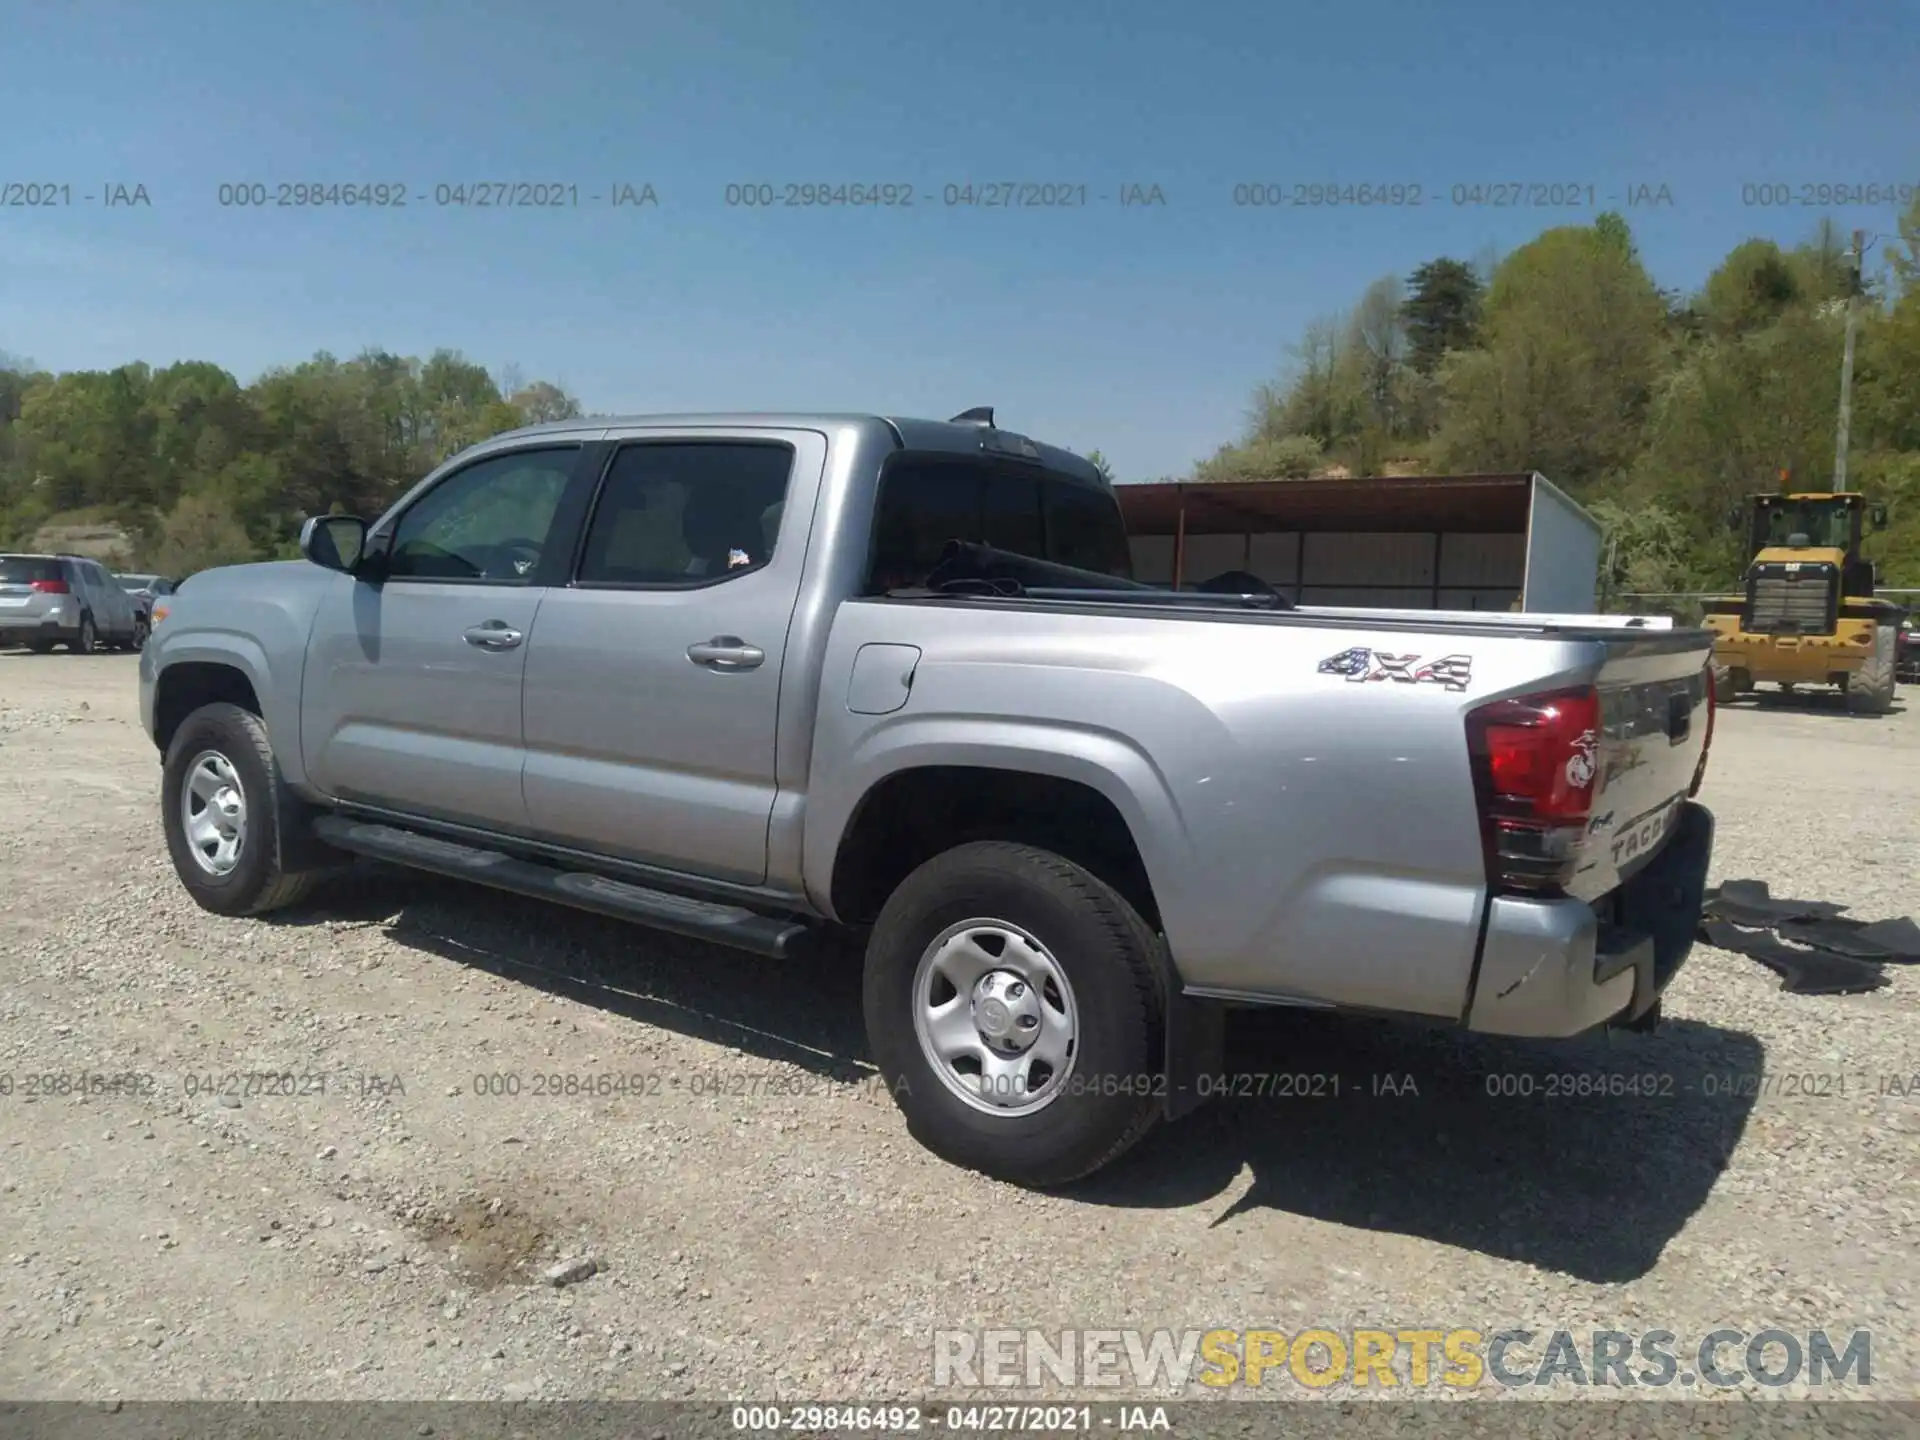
0,556,63,583
577,441,794,586
866,456,1132,591
981,471,1044,556
1045,480,1132,578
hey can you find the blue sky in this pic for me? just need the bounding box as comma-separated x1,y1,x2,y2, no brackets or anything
2,0,1915,481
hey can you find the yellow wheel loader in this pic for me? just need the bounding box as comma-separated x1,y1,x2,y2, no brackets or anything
1703,492,1902,715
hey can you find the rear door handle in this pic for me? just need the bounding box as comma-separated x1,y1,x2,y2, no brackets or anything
463,622,524,650
687,636,765,670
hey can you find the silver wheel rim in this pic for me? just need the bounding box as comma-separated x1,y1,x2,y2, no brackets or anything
911,918,1079,1116
181,750,248,876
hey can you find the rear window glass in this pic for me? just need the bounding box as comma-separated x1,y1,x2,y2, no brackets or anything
1045,481,1132,578
867,456,1131,592
0,557,62,583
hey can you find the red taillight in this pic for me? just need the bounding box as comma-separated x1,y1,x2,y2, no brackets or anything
29,579,69,594
1690,662,1715,797
1466,685,1601,894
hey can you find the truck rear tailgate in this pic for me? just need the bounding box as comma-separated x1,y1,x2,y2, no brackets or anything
1567,635,1714,901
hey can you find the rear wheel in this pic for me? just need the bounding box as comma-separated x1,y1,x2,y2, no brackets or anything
161,702,320,915
863,841,1166,1188
128,614,150,651
26,639,53,654
1846,625,1898,715
1711,664,1736,706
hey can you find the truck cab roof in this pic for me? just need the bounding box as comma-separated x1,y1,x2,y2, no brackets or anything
473,412,1109,489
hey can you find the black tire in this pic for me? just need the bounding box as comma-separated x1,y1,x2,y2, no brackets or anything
1845,625,1898,715
863,841,1166,1188
161,702,320,916
26,640,54,654
128,615,150,651
1711,664,1736,706
70,615,96,654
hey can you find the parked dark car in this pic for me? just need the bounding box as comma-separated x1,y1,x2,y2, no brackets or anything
1898,612,1918,685
114,572,179,617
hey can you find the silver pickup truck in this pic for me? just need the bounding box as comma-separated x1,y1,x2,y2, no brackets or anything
140,411,1718,1186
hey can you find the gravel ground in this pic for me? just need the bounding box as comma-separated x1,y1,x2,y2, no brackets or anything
0,651,1914,1410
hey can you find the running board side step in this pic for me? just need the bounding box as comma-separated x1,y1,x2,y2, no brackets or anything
310,817,814,959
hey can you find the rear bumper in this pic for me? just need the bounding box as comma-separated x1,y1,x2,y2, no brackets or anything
0,614,77,643
1466,802,1715,1038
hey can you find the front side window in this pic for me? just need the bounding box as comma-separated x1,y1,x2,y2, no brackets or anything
576,441,794,586
387,447,578,582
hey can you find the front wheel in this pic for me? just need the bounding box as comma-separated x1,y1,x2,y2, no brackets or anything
70,615,96,654
1846,625,1898,715
129,614,150,651
161,702,319,916
863,841,1166,1188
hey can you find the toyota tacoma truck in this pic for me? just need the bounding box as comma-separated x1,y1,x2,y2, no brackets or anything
140,410,1718,1186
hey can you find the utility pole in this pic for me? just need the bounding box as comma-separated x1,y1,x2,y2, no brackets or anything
1833,229,1865,491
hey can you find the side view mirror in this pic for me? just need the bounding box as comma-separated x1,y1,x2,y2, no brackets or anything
1869,504,1888,530
300,514,369,574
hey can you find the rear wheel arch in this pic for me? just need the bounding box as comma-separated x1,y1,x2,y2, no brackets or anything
828,764,1164,933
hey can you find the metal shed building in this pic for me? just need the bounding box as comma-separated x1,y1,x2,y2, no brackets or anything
1114,471,1604,613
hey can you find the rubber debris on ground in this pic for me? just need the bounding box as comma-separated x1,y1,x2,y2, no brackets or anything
1700,880,1920,996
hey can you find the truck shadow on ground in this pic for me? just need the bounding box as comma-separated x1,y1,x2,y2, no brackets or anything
1073,1004,1763,1284
278,863,1762,1286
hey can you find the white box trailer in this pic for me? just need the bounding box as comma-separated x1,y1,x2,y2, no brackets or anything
1114,471,1604,614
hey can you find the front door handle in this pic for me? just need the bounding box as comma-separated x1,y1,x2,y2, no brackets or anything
687,636,765,670
463,622,524,650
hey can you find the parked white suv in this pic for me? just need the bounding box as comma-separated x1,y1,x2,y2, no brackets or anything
0,553,148,653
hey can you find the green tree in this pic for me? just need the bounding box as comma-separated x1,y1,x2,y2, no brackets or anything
1194,433,1325,481
1640,306,1847,552
1590,497,1691,606
1698,239,1805,337
1432,214,1667,489
1402,258,1483,375
146,491,261,579
511,380,583,425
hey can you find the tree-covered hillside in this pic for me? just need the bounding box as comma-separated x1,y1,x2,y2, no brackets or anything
5,200,1919,593
0,349,582,576
1188,201,1920,593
